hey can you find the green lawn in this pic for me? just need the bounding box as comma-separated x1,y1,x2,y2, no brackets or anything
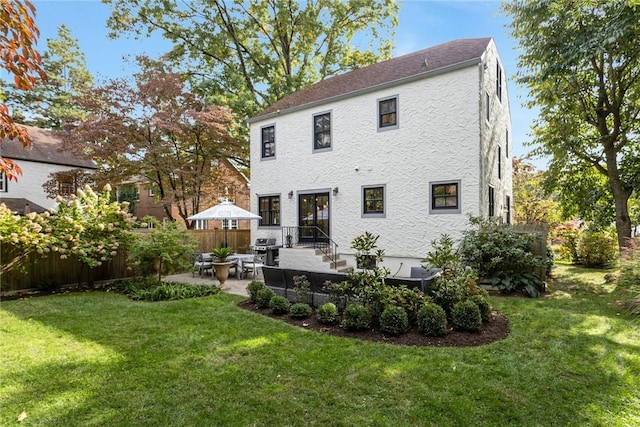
1,268,639,426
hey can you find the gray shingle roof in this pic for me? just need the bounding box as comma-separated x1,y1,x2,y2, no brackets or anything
0,125,96,169
251,38,492,121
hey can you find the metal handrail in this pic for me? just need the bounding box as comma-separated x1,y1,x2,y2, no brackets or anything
282,226,339,268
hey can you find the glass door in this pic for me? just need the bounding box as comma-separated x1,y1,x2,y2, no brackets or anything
298,192,330,244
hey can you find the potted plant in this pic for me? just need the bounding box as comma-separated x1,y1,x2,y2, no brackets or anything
212,246,234,289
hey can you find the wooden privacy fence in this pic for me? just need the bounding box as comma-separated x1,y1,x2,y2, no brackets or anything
0,247,132,293
189,229,252,254
513,223,549,281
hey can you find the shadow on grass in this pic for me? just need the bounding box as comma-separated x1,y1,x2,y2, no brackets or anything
1,290,639,425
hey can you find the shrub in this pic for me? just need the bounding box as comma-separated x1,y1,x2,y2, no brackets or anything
469,294,492,323
255,288,275,308
459,216,544,279
342,303,372,331
422,234,460,270
270,295,290,315
317,302,339,325
431,265,476,316
293,275,311,303
379,285,430,326
451,300,482,332
290,302,312,319
490,271,545,298
379,305,409,336
118,278,219,301
417,304,447,337
576,230,618,267
246,280,266,303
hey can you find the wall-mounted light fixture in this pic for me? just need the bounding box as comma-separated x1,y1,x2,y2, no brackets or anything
332,187,339,195
288,190,294,199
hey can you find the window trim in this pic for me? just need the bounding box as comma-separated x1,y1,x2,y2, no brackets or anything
505,195,511,224
488,185,495,217
498,146,502,180
496,61,503,102
485,91,490,122
260,124,276,160
258,194,281,227
505,129,509,158
429,180,461,214
377,95,399,131
361,184,386,218
312,110,332,152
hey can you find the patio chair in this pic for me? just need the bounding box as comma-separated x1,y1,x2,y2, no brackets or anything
410,266,443,293
193,252,213,277
240,251,266,279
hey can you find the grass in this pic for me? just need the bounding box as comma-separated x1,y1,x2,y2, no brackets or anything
1,268,639,426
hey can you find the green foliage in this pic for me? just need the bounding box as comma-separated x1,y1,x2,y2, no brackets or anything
351,231,385,269
378,284,430,326
255,288,275,309
417,304,448,337
212,246,233,262
431,265,477,316
422,234,459,270
316,302,339,325
459,216,544,279
379,305,409,336
342,303,372,331
289,303,312,319
469,294,492,324
246,281,266,303
554,221,582,263
103,0,398,122
269,295,290,315
451,300,481,332
118,277,219,301
490,271,545,298
576,230,619,268
512,158,562,227
293,275,311,304
127,220,197,283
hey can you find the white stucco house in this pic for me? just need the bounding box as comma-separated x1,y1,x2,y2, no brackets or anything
248,38,512,276
0,126,96,214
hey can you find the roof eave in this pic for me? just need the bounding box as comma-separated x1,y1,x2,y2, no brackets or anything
248,56,483,124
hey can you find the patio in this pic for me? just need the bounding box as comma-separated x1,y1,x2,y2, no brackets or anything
162,271,252,297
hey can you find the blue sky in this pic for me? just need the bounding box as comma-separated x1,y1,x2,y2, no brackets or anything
32,0,542,167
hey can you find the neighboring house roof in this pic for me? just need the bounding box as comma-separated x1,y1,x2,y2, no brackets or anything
0,198,48,215
0,125,96,169
251,37,492,121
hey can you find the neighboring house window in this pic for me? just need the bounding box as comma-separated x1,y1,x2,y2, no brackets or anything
498,146,502,180
496,61,503,102
362,185,385,217
378,96,398,130
488,186,495,217
485,92,490,122
222,219,238,230
313,112,332,151
505,195,511,224
258,195,280,226
430,181,461,214
0,172,7,192
148,187,155,197
194,220,208,230
261,125,275,158
58,174,75,196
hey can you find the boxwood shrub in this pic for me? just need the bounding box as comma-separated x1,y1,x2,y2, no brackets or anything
470,294,492,323
317,302,339,325
342,303,372,331
451,300,482,332
247,280,266,303
270,295,290,315
417,303,447,337
255,288,275,309
290,302,312,319
379,305,409,336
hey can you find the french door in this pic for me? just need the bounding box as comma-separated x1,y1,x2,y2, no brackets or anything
298,192,330,243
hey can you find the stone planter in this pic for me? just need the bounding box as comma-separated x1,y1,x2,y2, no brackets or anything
213,262,233,289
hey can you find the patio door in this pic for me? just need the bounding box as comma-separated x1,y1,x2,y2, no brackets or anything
298,192,330,244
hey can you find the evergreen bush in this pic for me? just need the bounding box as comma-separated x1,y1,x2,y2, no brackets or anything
290,302,312,319
317,302,339,325
451,300,482,332
576,230,618,267
269,295,290,315
246,280,266,303
379,305,409,336
342,303,372,331
469,294,492,323
417,304,447,337
255,288,275,309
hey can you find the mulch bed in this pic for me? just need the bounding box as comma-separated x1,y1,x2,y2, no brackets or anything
237,299,510,347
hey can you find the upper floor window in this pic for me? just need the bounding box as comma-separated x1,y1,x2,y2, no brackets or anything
362,185,385,217
485,92,490,122
378,96,398,130
505,129,509,158
261,125,275,159
498,146,502,180
313,112,332,151
0,172,7,192
258,195,280,227
430,181,461,214
58,174,75,196
496,61,503,102
488,186,495,217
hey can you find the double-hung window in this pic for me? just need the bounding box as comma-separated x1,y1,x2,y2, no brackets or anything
488,186,495,217
362,185,385,217
430,181,461,214
313,112,331,151
498,146,502,180
261,125,275,159
496,61,503,102
378,96,398,130
258,195,280,227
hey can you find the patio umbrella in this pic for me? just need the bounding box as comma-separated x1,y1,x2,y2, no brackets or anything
187,200,261,247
